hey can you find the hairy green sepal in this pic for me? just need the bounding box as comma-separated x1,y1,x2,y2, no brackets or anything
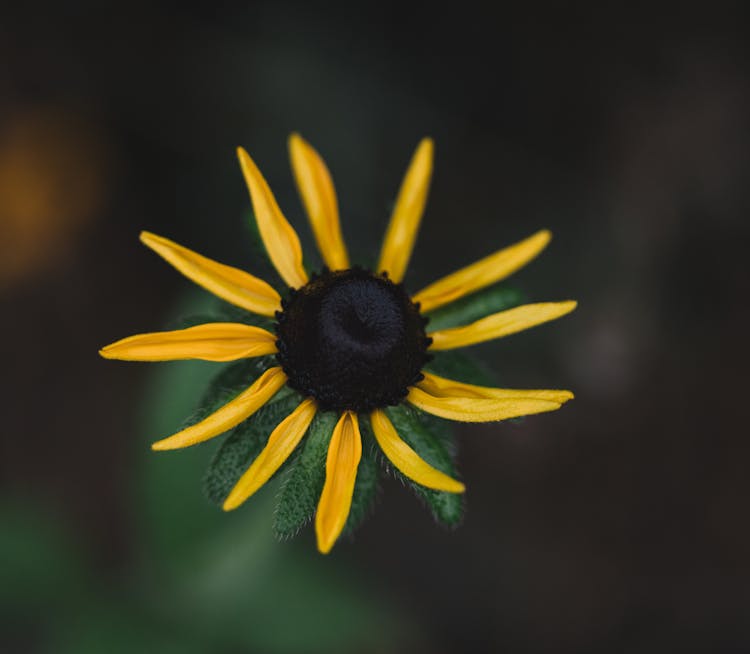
343,427,381,537
273,413,382,540
192,353,302,506
183,356,278,429
273,411,338,539
383,404,464,527
202,391,303,506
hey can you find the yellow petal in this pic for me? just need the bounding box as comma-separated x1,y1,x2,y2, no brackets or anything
223,398,317,511
419,371,574,404
377,138,434,282
412,230,552,313
151,367,287,451
407,385,563,423
370,409,464,493
429,301,577,350
140,231,281,317
288,133,349,271
315,411,362,554
237,147,308,289
99,323,277,362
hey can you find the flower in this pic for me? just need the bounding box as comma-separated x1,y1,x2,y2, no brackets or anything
100,134,576,554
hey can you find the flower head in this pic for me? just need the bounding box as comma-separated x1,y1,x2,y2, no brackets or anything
100,134,576,554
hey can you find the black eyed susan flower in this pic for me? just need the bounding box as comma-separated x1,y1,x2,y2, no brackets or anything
100,134,576,554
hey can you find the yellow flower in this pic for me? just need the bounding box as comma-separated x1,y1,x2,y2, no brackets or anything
100,134,576,554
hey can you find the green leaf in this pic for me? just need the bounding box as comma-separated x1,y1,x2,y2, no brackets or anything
202,392,303,506
423,284,524,332
424,349,497,387
343,423,381,536
383,404,464,527
273,411,339,539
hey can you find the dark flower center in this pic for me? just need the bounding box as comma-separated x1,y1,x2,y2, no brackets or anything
275,268,431,412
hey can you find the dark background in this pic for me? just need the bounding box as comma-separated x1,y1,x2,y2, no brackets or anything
2,4,749,653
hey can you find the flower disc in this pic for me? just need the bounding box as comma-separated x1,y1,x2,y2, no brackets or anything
275,268,431,412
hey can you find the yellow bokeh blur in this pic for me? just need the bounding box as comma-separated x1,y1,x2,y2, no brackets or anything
0,108,109,289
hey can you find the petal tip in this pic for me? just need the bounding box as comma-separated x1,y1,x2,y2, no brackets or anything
316,533,334,555
139,230,158,245
440,479,467,493
288,132,304,147
223,487,249,511
150,436,189,451
418,137,434,158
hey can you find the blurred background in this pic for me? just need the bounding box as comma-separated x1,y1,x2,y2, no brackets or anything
2,4,749,652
